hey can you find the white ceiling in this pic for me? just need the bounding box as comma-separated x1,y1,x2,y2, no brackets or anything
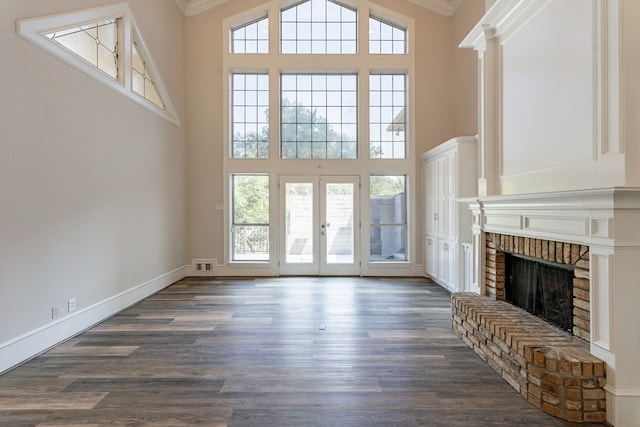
174,0,464,17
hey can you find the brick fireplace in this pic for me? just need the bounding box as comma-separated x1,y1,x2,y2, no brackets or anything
459,189,640,425
484,233,591,343
453,230,606,422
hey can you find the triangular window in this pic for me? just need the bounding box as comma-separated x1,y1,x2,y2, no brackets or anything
132,39,165,110
46,18,120,80
17,4,179,126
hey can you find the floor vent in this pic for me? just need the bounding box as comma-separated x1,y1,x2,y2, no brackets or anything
192,259,216,275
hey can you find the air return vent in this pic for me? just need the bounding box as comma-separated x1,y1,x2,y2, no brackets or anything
192,259,216,275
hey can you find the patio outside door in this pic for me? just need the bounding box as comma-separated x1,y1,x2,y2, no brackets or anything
280,175,359,275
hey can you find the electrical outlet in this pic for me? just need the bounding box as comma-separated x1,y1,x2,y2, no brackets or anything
68,299,76,312
51,306,60,319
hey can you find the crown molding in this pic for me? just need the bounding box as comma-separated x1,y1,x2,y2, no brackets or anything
174,0,187,14
175,0,463,17
406,0,464,17
459,0,552,50
174,0,232,16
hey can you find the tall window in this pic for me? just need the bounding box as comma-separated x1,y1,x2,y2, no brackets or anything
369,74,406,159
281,0,357,54
232,174,270,261
232,17,269,54
370,175,407,261
225,0,414,267
281,74,357,159
232,73,269,158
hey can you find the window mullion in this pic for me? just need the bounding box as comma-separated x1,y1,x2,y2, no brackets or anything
121,14,131,90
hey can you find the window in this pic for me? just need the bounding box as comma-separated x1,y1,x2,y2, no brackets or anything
232,16,269,53
17,4,180,125
232,174,270,261
281,74,357,159
369,74,406,159
224,1,415,270
370,175,407,261
369,16,406,54
132,39,165,110
281,0,357,54
46,19,119,80
232,73,269,158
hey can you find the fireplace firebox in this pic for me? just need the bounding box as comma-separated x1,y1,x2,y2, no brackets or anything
505,254,574,333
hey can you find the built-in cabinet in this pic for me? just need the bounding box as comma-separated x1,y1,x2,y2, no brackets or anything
422,136,477,292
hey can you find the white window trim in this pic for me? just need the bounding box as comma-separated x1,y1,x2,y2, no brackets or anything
16,3,181,127
220,0,418,276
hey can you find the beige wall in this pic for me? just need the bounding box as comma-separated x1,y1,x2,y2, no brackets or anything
185,0,473,266
0,0,186,358
451,0,484,137
185,1,266,266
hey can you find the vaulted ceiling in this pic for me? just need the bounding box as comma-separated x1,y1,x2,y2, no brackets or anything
174,0,465,17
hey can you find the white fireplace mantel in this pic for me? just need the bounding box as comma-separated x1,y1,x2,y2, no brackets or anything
463,187,640,247
463,187,640,426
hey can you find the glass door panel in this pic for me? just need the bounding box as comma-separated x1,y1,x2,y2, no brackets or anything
280,175,359,276
285,182,315,264
321,176,359,275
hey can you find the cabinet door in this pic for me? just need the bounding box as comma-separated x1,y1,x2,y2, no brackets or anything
425,237,437,277
436,156,451,237
445,152,457,239
436,239,449,284
437,239,459,291
424,161,438,234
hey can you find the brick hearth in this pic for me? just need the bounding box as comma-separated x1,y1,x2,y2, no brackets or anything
452,293,606,423
451,232,607,423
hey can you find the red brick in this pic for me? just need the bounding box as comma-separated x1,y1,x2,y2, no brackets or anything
558,360,570,374
528,394,542,408
542,402,561,417
565,388,582,400
583,389,606,400
584,412,607,422
563,244,571,264
543,372,561,385
583,400,599,412
534,351,546,368
571,244,580,264
545,357,557,372
556,242,563,263
571,362,582,376
594,363,605,377
541,240,549,260
583,378,597,389
565,411,584,422
573,277,590,291
528,384,542,399
565,399,582,410
542,391,561,405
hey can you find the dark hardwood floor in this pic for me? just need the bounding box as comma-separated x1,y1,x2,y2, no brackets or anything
0,277,604,426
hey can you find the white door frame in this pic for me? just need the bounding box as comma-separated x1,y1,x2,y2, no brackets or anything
279,175,360,275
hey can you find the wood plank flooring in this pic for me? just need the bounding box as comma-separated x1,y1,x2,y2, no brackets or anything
0,277,604,426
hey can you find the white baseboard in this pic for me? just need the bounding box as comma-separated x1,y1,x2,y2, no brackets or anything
0,266,187,375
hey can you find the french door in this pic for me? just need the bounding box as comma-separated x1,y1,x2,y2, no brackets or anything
279,175,360,275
